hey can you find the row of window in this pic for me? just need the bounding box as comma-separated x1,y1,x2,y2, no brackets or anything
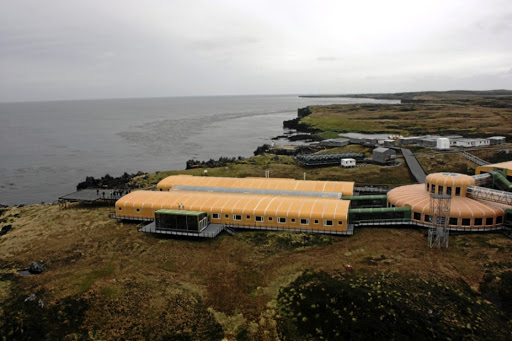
211,213,342,226
426,183,462,196
412,212,503,226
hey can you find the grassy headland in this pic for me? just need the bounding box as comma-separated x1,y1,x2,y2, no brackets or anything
1,90,512,339
297,91,512,138
1,203,511,339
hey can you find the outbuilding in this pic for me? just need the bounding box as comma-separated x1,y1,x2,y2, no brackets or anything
372,147,396,164
453,138,490,148
488,136,506,145
319,138,349,147
341,158,356,168
436,138,450,150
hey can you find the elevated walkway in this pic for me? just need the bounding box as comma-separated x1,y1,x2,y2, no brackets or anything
466,186,512,206
139,222,354,237
139,222,225,238
459,151,490,166
401,148,427,183
59,189,127,207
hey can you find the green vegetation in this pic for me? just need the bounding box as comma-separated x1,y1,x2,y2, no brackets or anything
297,93,512,137
131,152,414,190
1,204,511,339
276,270,511,340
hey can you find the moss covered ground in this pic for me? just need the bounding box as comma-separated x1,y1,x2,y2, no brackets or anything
299,95,512,138
1,202,511,339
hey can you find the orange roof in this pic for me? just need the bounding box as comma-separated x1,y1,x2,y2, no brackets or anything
156,175,354,196
476,161,512,177
388,184,509,219
115,190,350,223
426,173,475,188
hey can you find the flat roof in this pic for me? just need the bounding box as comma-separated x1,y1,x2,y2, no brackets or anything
155,209,206,216
58,189,124,202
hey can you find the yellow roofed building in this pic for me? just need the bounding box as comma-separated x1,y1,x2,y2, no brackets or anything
156,175,354,196
115,190,350,233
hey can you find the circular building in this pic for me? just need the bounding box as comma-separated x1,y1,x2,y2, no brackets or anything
387,172,508,231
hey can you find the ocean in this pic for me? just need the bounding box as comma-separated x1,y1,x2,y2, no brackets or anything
0,95,397,205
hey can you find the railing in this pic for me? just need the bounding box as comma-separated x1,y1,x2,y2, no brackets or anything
471,173,492,186
221,222,354,235
353,218,411,226
459,151,490,166
466,186,512,206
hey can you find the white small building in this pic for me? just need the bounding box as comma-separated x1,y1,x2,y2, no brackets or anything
436,138,450,150
341,158,356,168
453,138,490,148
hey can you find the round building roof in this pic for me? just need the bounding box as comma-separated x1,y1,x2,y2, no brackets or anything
388,184,508,219
426,172,475,188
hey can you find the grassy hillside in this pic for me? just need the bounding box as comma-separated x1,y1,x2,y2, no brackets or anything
1,202,511,339
297,93,512,138
134,153,414,190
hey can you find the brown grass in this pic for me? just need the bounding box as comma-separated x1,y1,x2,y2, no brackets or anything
1,203,511,339
302,100,512,137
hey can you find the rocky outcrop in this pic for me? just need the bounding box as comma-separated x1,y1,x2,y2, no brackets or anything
0,225,12,236
76,172,144,190
28,261,45,274
283,107,319,133
186,156,245,169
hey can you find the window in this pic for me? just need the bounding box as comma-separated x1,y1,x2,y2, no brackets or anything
424,214,431,222
449,217,458,225
426,183,430,192
497,216,503,224
291,218,296,223
338,221,343,225
438,186,443,194
474,218,482,226
314,219,319,224
455,187,461,196
118,207,122,211
431,184,436,194
462,218,471,226
447,187,452,195
234,215,242,221
212,213,220,219
300,218,309,225
136,208,140,212
159,188,163,191
246,215,251,220
268,217,273,221
278,217,286,224
413,212,421,220
255,216,263,222
486,217,494,225
225,214,229,218
324,220,333,226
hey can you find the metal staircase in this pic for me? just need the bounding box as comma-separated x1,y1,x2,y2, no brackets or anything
459,151,490,166
223,226,237,236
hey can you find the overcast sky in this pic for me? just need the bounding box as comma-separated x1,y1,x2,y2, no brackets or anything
1,0,511,102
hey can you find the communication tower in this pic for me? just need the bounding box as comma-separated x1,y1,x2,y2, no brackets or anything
428,193,451,248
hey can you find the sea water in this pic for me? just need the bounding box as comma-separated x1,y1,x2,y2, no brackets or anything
0,95,398,205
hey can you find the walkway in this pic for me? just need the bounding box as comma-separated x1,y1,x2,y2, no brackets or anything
459,151,490,166
139,222,225,238
401,148,427,183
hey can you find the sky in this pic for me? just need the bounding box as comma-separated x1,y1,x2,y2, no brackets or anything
1,0,511,102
